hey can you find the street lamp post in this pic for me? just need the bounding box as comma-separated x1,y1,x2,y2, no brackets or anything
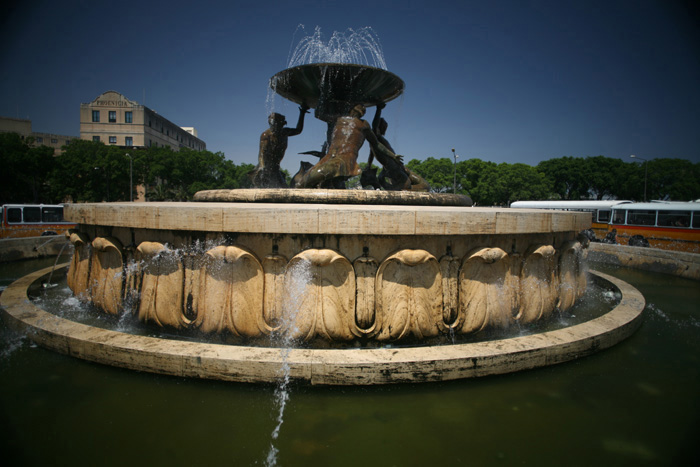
125,153,133,202
452,148,459,194
629,155,648,202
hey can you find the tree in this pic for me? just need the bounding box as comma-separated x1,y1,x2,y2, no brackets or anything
537,157,587,199
579,156,627,200
406,157,455,193
50,140,132,202
644,158,700,201
455,158,497,203
0,133,56,203
471,163,550,206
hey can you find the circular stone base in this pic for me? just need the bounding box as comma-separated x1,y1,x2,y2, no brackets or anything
0,264,645,385
193,188,473,206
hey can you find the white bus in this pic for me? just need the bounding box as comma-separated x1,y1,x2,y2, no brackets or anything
510,200,633,237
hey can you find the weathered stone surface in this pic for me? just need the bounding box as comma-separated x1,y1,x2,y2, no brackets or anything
458,247,516,333
62,199,595,343
194,188,472,206
89,237,123,315
66,232,90,298
136,242,190,329
375,249,442,340
284,249,357,341
60,199,597,343
0,236,71,262
519,245,557,324
0,265,646,385
588,242,700,280
196,245,266,337
68,236,591,343
64,201,590,236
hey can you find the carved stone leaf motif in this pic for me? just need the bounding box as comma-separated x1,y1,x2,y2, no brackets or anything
458,247,515,334
575,244,588,302
518,244,557,324
353,255,378,334
439,254,460,329
122,248,140,314
89,237,124,315
67,231,91,299
196,245,265,337
558,241,583,312
136,242,189,329
262,254,288,332
182,253,204,323
283,249,356,342
375,249,442,341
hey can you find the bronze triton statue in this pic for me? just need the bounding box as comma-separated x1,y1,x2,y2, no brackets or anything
249,105,309,188
298,104,403,189
361,103,430,191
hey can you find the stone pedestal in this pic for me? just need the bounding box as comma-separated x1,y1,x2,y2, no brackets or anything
64,191,591,344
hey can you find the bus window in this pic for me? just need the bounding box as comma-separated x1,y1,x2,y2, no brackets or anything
23,206,41,223
658,210,690,228
42,206,64,222
627,210,656,226
612,210,626,224
6,207,22,223
693,213,700,229
597,210,611,223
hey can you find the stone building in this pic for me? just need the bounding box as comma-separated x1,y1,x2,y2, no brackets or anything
79,91,206,151
0,116,76,154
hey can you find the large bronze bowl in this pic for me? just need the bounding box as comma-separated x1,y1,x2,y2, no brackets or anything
270,63,404,120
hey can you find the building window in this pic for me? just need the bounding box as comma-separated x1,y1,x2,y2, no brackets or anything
51,138,58,144
93,136,100,142
109,111,117,123
125,111,132,123
65,140,71,145
125,136,133,147
109,136,117,144
92,110,100,122
36,137,43,143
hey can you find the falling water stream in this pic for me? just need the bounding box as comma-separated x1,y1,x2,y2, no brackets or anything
265,258,312,467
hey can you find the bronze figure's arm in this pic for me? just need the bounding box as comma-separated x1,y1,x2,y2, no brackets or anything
285,104,309,136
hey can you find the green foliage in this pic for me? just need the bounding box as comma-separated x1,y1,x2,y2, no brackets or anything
45,142,257,202
407,157,549,205
642,158,700,201
0,133,57,203
406,157,455,193
537,157,588,199
407,154,698,205
580,156,627,200
2,132,697,205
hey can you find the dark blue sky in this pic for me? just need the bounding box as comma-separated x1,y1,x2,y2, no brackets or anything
2,0,698,173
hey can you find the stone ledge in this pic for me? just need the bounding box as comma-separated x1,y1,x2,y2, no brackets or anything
194,188,473,206
0,236,72,263
588,242,700,281
0,265,645,385
64,202,590,236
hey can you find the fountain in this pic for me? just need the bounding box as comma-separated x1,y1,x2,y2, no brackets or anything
0,28,644,385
